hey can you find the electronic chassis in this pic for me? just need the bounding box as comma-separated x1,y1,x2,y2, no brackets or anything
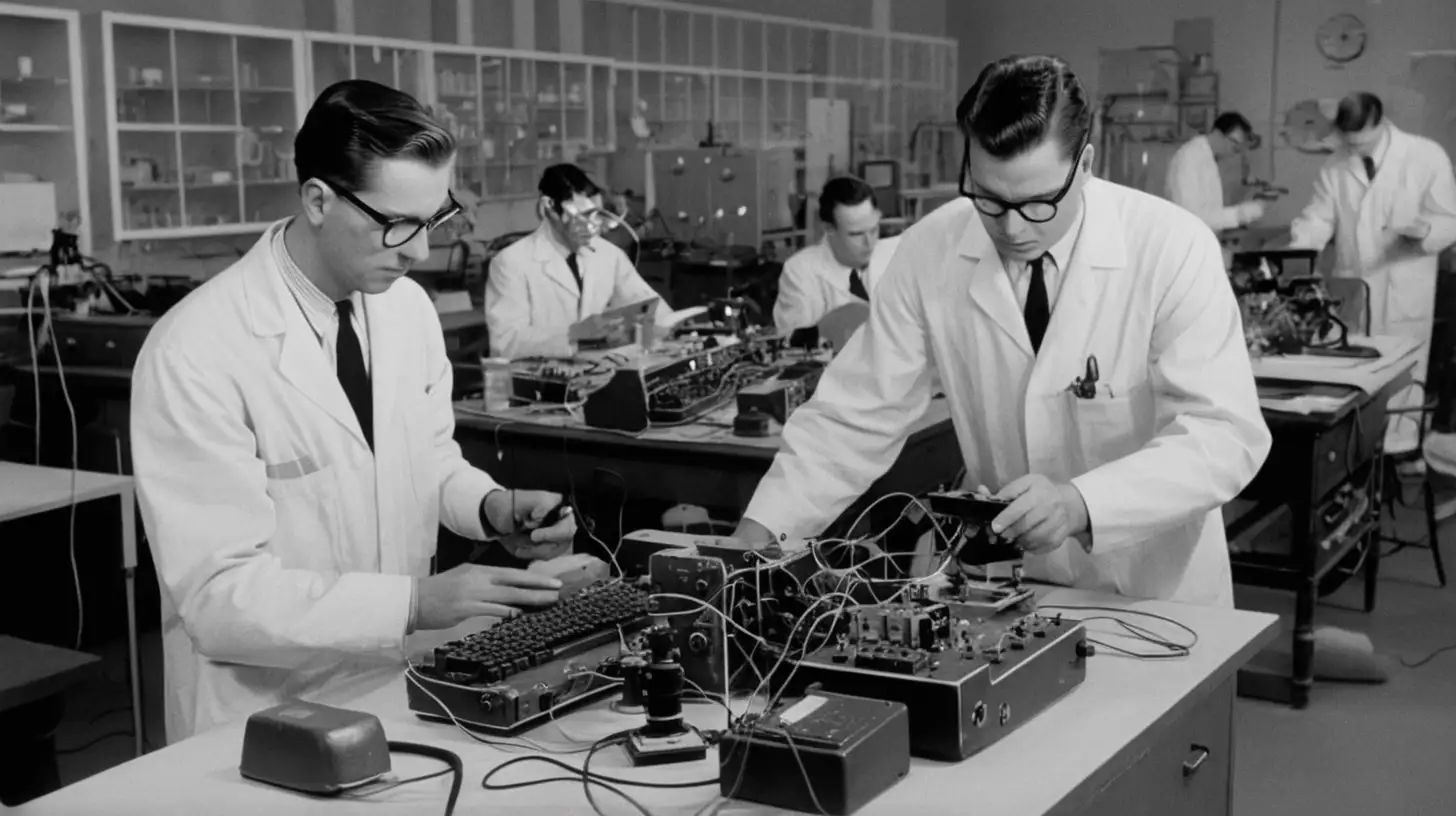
404,518,1093,814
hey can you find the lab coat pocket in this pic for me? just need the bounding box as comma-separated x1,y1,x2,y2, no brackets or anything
265,466,343,572
1067,389,1146,472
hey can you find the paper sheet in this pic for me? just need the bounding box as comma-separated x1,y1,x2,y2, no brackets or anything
1250,334,1420,394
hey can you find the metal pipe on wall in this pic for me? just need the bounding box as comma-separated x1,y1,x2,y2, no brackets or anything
1267,0,1281,181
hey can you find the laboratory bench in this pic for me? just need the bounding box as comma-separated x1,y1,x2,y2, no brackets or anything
12,587,1279,816
1227,373,1409,709
449,397,962,542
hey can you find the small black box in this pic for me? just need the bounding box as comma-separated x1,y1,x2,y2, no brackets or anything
718,691,910,815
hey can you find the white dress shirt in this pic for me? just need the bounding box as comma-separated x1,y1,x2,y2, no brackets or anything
1002,204,1085,312
273,220,370,374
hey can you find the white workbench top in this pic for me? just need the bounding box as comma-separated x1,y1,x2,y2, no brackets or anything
15,588,1277,816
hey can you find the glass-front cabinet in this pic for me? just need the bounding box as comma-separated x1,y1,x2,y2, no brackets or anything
103,12,306,240
430,51,613,199
0,3,91,253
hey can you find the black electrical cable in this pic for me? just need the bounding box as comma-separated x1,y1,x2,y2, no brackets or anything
1400,642,1456,669
384,740,463,816
1036,604,1198,659
56,730,131,756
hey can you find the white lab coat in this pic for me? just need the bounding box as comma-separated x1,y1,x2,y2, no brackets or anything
773,235,903,332
485,223,673,359
1165,134,1242,231
130,223,500,743
1290,124,1456,453
743,179,1272,607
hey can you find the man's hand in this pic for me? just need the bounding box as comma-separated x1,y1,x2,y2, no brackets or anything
991,475,1090,555
415,564,562,630
482,489,578,561
1236,199,1267,226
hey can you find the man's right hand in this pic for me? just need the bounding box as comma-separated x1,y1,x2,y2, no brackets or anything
1236,199,1267,225
415,564,562,630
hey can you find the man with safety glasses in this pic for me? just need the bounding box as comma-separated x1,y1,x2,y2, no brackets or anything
736,56,1270,608
485,163,673,359
130,80,576,742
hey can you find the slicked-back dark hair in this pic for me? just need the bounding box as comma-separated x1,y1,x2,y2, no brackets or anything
1212,112,1253,137
817,176,877,225
294,80,454,192
956,55,1092,162
1334,92,1384,133
538,163,602,210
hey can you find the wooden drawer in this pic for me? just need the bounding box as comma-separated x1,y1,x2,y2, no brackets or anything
1074,679,1233,816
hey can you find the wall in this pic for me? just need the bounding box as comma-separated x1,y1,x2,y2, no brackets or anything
8,0,943,273
948,0,1456,224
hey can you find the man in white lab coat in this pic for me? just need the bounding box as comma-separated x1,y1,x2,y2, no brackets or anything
1288,92,1456,456
773,175,902,337
130,81,578,743
485,164,673,359
1164,111,1266,232
735,55,1272,607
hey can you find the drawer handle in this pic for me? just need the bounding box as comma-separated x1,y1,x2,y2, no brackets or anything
1182,744,1210,778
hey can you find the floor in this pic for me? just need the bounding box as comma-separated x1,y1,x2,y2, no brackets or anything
25,516,1456,815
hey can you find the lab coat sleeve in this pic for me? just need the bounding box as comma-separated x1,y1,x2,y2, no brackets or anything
743,263,935,540
1289,164,1339,251
772,255,823,332
1417,146,1456,255
484,252,572,358
130,344,412,669
422,298,502,539
1166,147,1242,232
1069,227,1272,551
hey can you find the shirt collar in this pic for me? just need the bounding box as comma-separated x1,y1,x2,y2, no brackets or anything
1003,197,1086,273
818,237,866,273
539,221,577,260
272,219,355,327
1045,202,1086,271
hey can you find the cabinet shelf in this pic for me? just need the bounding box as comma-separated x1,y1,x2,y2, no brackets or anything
0,123,71,132
103,12,307,241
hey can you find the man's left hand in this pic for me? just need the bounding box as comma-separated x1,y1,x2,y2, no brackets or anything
482,489,578,561
990,475,1090,555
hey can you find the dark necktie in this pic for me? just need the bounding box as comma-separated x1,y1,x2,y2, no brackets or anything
1024,255,1050,355
335,299,373,451
849,267,869,301
1362,155,1377,182
566,253,583,292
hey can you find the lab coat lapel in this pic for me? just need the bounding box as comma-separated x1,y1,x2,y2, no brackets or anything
530,224,585,305
366,294,401,448
243,249,370,450
1034,182,1128,384
957,220,1033,356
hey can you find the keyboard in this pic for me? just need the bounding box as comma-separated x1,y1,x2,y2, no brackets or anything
406,580,651,732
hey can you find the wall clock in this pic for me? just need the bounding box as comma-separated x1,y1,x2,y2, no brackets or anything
1316,13,1368,64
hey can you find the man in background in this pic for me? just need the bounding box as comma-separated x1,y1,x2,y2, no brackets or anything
773,176,902,344
1288,91,1456,457
485,164,672,358
1164,111,1266,232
